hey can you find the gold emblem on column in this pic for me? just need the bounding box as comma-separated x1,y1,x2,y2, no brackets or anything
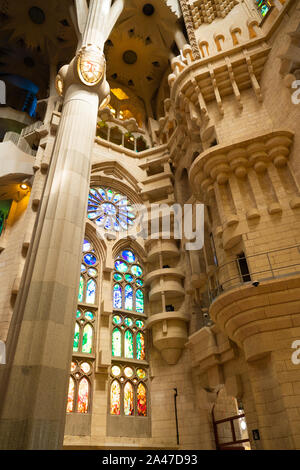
55,74,64,96
77,45,105,87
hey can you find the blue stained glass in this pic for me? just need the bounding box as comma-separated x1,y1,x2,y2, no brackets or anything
115,260,128,273
98,188,106,199
88,212,97,220
136,289,144,313
122,250,136,263
131,265,143,277
114,273,123,282
113,284,122,309
113,194,122,203
86,279,96,304
125,285,133,311
105,217,112,230
84,253,97,266
96,215,105,226
102,203,116,215
125,274,133,282
136,279,143,287
106,189,114,201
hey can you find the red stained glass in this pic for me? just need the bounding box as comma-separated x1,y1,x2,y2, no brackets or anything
66,377,75,413
137,383,147,416
111,380,121,415
77,378,89,413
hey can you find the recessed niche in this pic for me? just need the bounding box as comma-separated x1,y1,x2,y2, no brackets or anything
123,50,137,65
28,6,45,25
143,4,155,16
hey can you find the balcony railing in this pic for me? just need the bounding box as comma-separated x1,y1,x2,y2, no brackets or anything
208,245,300,303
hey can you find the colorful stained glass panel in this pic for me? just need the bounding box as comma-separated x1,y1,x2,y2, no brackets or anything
66,377,75,413
110,380,121,415
136,332,145,360
115,260,128,273
114,273,123,282
136,289,144,313
88,268,97,277
136,319,144,328
111,365,121,377
124,367,134,378
84,253,97,266
77,378,89,413
124,285,133,311
78,276,84,302
112,328,122,357
124,382,134,416
85,311,94,321
81,362,91,374
125,274,133,282
113,284,122,309
73,323,80,352
136,369,146,379
131,265,143,277
86,279,96,304
82,324,93,353
137,383,147,416
125,330,134,359
122,250,136,263
124,317,133,327
113,315,122,325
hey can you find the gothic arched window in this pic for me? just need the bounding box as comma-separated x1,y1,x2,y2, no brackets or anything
67,238,99,414
110,249,148,418
255,0,272,18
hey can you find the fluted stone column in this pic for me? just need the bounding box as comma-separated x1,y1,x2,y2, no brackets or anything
0,0,123,450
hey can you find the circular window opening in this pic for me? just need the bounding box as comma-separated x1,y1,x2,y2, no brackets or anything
123,50,137,65
28,6,45,24
143,3,155,16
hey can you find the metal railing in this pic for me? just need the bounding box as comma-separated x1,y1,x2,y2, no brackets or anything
208,244,300,303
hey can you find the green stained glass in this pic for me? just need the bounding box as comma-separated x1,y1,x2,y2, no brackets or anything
125,330,134,359
82,324,93,353
125,274,133,282
115,260,128,273
136,332,145,360
73,322,80,352
136,289,144,313
113,315,122,325
85,311,94,321
131,265,143,277
114,273,123,282
136,368,146,379
78,276,84,302
112,328,122,357
124,317,133,327
136,279,143,287
76,310,81,319
136,319,144,328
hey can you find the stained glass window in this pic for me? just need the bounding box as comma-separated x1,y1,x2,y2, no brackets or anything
67,361,93,414
111,380,121,415
77,378,89,413
111,248,148,420
113,250,144,312
255,0,272,18
137,383,147,416
125,330,134,359
82,324,93,354
66,377,75,413
87,187,136,232
136,332,145,361
124,382,134,416
112,328,122,357
125,285,133,311
68,236,98,415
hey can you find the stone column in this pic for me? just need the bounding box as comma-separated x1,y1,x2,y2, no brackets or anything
0,0,123,450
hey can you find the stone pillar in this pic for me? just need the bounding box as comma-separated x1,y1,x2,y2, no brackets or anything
0,0,123,450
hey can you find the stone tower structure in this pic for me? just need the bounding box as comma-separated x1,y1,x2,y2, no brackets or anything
0,0,299,450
